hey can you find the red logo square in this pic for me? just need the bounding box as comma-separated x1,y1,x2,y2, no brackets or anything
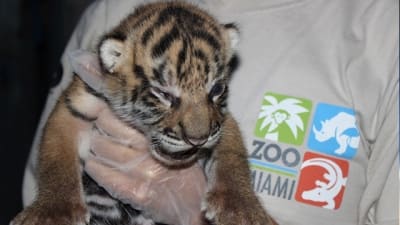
295,152,349,210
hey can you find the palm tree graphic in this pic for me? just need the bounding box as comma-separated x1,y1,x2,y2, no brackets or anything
258,95,309,141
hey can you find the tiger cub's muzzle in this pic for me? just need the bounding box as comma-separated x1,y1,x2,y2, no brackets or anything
151,122,221,165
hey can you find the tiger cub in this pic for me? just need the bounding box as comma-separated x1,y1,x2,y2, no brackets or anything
12,1,277,225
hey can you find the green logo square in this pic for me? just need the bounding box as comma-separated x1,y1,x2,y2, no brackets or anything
254,92,312,145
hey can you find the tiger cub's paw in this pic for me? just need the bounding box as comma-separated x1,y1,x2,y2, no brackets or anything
202,188,277,225
11,201,90,225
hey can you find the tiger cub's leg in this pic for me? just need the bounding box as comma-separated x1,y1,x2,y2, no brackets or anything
202,115,278,225
12,78,101,225
11,101,91,224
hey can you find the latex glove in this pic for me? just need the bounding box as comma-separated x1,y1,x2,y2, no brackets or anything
85,107,207,225
69,50,207,225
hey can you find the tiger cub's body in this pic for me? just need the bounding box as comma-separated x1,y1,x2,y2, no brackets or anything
83,172,165,225
12,2,277,225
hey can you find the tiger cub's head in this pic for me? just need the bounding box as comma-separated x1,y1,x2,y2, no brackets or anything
97,1,239,166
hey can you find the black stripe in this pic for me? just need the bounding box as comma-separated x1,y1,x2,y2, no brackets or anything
140,111,153,121
152,26,180,57
214,54,220,65
142,5,206,46
130,8,158,30
133,106,164,125
148,115,165,126
133,64,150,88
194,49,207,62
199,149,214,170
178,70,187,82
89,215,121,224
105,30,127,41
65,97,97,122
152,68,164,85
151,26,180,58
227,54,240,79
194,49,210,75
82,173,110,195
205,64,210,75
80,76,109,103
121,91,129,106
86,202,116,211
131,89,139,102
133,64,147,79
204,69,209,84
153,61,167,85
176,40,188,77
223,23,238,30
141,6,175,45
191,29,220,50
141,96,156,108
159,5,204,27
141,27,154,45
149,107,163,116
218,95,229,109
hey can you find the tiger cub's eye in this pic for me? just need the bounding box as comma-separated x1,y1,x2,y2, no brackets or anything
209,82,226,102
150,87,180,108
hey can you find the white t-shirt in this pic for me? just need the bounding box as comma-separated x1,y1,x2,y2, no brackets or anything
22,0,399,225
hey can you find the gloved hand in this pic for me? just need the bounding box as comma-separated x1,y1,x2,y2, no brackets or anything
85,108,206,225
70,50,207,225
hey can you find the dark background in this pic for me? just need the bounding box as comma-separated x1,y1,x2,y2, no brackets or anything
0,0,93,223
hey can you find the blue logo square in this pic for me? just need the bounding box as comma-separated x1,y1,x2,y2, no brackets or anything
307,103,360,159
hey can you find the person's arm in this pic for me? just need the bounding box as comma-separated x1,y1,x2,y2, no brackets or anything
22,0,149,207
359,65,399,225
22,0,108,206
356,1,399,224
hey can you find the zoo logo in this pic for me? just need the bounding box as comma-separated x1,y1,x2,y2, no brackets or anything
307,103,360,159
254,93,312,146
295,152,348,210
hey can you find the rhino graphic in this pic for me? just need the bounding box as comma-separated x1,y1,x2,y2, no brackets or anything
301,157,347,209
312,112,360,155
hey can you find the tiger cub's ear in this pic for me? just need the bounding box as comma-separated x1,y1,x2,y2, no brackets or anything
99,38,126,73
223,23,240,59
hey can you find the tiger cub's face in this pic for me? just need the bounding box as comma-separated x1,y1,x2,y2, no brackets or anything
97,2,239,166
